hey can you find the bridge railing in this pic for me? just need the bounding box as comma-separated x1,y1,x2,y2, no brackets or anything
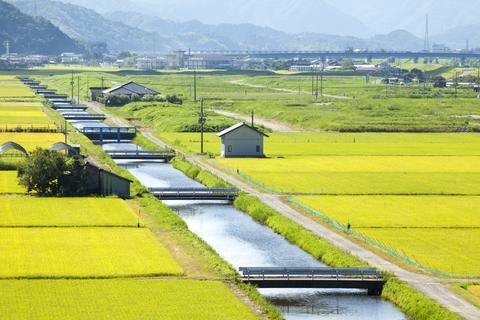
239,267,383,280
149,188,237,195
106,150,175,156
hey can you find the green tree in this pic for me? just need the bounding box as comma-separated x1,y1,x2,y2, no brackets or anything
432,76,447,88
17,148,87,196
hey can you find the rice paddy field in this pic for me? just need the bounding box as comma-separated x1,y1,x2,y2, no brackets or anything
0,133,64,151
0,228,183,278
0,197,140,227
0,72,262,319
0,172,26,194
468,285,480,298
0,280,258,320
292,195,480,276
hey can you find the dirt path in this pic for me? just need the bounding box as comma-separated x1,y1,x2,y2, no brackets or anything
212,109,305,132
229,79,351,100
100,109,480,320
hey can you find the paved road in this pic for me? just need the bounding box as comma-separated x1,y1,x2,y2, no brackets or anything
99,105,480,320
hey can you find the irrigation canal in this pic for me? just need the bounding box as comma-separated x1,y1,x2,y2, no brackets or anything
39,86,407,319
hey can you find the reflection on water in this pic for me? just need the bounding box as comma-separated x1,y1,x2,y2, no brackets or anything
107,143,407,320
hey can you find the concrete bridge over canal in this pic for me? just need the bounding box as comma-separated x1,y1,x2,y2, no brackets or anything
239,267,385,296
149,188,238,201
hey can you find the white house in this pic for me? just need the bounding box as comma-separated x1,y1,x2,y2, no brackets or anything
217,123,268,158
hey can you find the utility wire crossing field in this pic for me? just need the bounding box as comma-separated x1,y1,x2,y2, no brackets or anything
0,228,183,278
0,280,258,320
0,197,141,227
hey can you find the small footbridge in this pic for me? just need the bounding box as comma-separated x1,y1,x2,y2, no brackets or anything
106,150,175,161
239,267,385,296
81,127,137,142
63,113,107,121
149,188,239,201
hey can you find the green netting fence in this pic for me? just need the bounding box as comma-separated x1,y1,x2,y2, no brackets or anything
288,196,455,278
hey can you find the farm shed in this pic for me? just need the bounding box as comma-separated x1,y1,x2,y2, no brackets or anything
217,123,268,158
85,163,132,198
101,81,159,98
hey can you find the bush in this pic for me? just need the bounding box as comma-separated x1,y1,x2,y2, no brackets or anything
166,95,183,105
141,94,155,102
17,148,88,196
103,94,131,106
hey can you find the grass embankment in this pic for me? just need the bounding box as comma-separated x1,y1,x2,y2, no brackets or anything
171,156,463,320
0,280,259,320
454,283,480,308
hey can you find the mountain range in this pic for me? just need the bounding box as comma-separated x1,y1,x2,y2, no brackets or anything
0,0,80,55
55,0,480,39
8,0,426,53
5,0,480,54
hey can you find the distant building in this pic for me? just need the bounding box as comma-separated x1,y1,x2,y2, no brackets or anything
166,50,185,69
60,52,84,64
101,81,160,98
217,123,268,158
354,64,378,72
185,54,233,70
136,57,165,70
432,44,450,53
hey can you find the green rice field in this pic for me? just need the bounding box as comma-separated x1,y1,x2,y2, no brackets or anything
0,171,25,194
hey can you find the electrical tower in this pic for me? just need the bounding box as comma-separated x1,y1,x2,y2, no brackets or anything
424,15,430,52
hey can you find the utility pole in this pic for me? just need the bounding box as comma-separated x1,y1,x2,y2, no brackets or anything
70,71,74,103
199,98,205,154
193,70,197,102
86,75,89,102
477,68,480,99
251,110,254,127
320,70,324,99
311,74,314,96
101,76,104,89
64,117,67,144
315,73,319,99
454,72,458,99
77,76,80,104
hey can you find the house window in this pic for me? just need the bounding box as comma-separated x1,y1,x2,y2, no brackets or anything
228,145,232,153
256,145,260,153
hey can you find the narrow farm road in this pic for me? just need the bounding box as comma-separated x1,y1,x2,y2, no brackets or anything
229,79,351,100
99,108,480,320
212,109,305,132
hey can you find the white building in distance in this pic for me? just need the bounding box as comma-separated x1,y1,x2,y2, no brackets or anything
217,123,268,158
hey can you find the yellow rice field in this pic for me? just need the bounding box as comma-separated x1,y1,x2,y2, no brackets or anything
468,285,480,298
215,156,480,194
0,133,64,150
0,197,140,227
0,228,183,278
355,228,480,276
294,195,480,228
0,172,25,194
0,280,258,320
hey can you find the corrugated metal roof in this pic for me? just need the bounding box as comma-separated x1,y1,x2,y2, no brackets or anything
217,122,269,137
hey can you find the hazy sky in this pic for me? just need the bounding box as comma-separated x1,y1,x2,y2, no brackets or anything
60,0,480,37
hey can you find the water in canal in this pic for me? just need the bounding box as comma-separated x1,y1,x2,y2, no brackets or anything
103,143,406,320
